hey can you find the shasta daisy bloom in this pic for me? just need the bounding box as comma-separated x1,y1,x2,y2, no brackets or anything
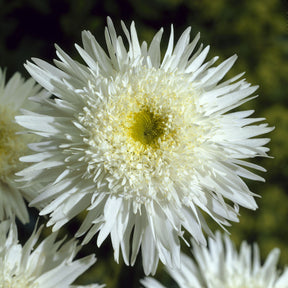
0,219,103,288
141,232,288,288
16,18,272,274
0,68,44,223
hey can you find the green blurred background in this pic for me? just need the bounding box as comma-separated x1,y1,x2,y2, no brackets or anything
1,0,287,287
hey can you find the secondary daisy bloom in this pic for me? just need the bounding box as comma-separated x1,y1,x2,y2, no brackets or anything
141,232,288,288
17,18,272,274
0,219,103,288
0,68,44,223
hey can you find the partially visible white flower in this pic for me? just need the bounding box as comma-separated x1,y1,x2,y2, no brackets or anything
141,277,166,288
0,68,46,223
0,219,103,288
17,18,272,274
141,232,288,288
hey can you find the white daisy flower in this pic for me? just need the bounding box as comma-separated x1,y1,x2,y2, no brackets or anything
16,18,272,274
0,69,45,223
0,219,103,288
141,232,288,288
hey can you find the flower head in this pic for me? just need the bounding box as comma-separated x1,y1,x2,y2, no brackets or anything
141,232,288,288
17,18,272,274
0,219,103,288
0,68,44,223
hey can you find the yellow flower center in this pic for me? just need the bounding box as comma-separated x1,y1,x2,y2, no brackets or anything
129,108,166,146
1,275,39,288
80,67,208,206
0,106,34,182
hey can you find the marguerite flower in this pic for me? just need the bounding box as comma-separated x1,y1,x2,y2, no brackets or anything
141,232,288,288
0,219,103,288
16,18,272,274
0,69,44,223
